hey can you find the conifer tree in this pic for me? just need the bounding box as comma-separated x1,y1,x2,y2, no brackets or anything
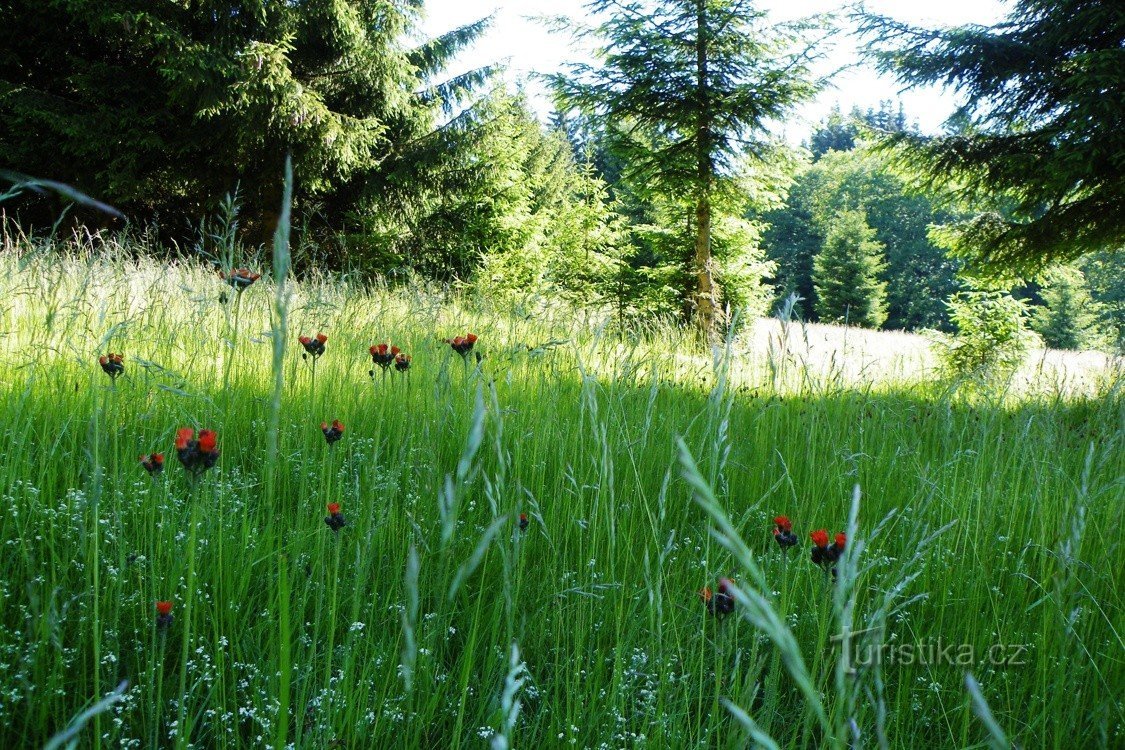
1031,265,1105,351
0,1,493,242
812,208,888,328
554,0,820,333
862,0,1125,271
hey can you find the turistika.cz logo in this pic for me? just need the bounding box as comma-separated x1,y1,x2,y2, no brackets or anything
831,627,1030,675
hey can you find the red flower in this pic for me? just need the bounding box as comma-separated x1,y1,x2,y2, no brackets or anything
811,529,844,571
175,428,219,476
325,502,346,532
370,343,399,369
394,353,411,372
174,428,194,451
299,334,327,358
773,516,798,550
701,578,735,617
445,333,478,357
155,600,174,628
140,453,164,476
518,512,529,531
197,430,217,454
98,353,124,379
321,419,344,445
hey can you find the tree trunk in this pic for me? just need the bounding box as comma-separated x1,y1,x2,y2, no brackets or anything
693,0,717,337
694,192,716,334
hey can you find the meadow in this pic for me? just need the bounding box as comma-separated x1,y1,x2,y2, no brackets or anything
0,234,1121,749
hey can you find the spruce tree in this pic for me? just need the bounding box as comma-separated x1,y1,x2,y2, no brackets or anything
812,208,887,328
0,1,493,243
1031,265,1105,351
861,0,1125,272
553,0,819,333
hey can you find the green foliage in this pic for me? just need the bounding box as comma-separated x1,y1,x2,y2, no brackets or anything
0,0,499,245
1031,265,1107,351
862,0,1125,272
470,99,626,306
812,208,887,327
939,290,1034,383
764,144,960,329
553,0,821,330
1079,249,1125,354
807,100,911,160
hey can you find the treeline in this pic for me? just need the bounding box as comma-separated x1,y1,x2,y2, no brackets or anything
1,1,1121,350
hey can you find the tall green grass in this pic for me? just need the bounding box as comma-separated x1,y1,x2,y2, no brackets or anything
0,233,1121,749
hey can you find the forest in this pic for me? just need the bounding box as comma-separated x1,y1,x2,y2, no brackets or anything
2,0,1121,349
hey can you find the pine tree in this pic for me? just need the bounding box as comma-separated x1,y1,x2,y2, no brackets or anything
861,0,1125,272
553,0,819,333
812,208,887,328
1031,265,1106,351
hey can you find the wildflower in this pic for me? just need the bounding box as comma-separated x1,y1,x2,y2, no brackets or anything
829,532,846,563
445,333,478,357
325,502,346,533
518,513,529,531
394,352,412,372
810,529,831,568
140,453,164,476
175,428,220,477
811,529,846,576
321,420,344,445
224,268,261,291
299,333,327,359
370,343,400,370
772,515,798,550
699,578,735,617
98,353,124,379
155,600,174,629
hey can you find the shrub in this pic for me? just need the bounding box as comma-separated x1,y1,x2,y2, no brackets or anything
938,290,1034,382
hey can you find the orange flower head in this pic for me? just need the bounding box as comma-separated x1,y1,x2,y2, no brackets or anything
327,502,341,515
315,333,328,344
773,515,792,532
155,601,173,616
332,420,344,433
834,532,847,549
153,453,164,464
810,529,829,548
299,336,311,345
698,586,713,603
197,430,217,454
466,333,478,344
175,428,194,451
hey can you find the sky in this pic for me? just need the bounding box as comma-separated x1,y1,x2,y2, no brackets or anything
419,0,1010,143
